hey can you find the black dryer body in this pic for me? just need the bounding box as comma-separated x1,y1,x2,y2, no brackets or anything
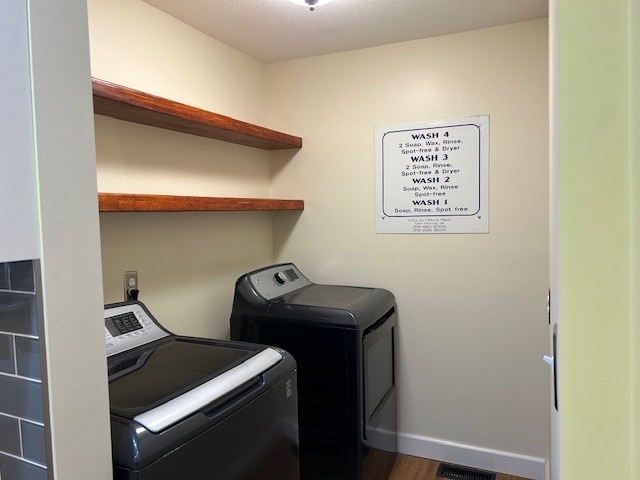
230,263,397,480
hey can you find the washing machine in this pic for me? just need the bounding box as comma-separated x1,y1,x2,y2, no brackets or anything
105,300,299,480
230,263,397,480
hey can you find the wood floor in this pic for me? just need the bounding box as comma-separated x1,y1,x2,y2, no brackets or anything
386,454,531,480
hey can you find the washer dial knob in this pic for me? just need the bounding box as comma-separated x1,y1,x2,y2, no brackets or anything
274,271,288,284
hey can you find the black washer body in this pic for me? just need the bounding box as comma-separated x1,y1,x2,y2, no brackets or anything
230,263,397,480
106,301,299,480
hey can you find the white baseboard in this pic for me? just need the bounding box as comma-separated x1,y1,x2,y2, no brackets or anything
397,432,548,480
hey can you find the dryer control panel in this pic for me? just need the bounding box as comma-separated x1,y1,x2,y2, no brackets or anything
248,263,312,300
104,302,170,357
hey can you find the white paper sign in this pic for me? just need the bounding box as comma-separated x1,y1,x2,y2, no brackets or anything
375,116,489,234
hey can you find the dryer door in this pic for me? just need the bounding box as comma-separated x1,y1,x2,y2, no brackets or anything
362,307,396,445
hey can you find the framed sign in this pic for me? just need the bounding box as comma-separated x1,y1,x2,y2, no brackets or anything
375,115,489,234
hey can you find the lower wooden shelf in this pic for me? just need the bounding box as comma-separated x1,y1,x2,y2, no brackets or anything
98,193,304,212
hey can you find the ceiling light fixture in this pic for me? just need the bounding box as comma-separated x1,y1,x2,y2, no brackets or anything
288,0,335,11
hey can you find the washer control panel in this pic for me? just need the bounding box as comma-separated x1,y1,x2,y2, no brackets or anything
104,303,169,357
248,263,312,300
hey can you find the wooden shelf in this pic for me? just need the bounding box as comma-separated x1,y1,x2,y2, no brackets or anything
92,78,302,151
98,193,304,212
92,79,304,213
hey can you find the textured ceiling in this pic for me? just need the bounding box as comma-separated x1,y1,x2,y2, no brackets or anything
142,0,548,64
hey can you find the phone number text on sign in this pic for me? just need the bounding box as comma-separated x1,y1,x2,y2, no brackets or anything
375,116,489,234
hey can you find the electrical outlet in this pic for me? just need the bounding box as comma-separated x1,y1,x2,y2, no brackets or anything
124,270,138,301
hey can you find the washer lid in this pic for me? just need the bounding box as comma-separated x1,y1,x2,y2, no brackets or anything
108,338,279,431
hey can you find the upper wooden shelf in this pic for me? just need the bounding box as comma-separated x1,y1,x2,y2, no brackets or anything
91,78,302,151
98,193,304,213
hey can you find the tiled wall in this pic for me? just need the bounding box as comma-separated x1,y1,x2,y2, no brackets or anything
0,261,48,480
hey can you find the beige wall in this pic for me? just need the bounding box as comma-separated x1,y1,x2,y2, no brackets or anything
28,0,112,477
268,19,549,471
88,0,288,338
88,0,267,124
89,0,549,476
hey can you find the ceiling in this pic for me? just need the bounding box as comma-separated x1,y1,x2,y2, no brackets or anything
142,0,548,64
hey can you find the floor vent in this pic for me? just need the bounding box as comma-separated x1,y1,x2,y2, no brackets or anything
436,463,497,480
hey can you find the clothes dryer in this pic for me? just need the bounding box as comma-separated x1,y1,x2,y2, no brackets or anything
230,263,397,480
